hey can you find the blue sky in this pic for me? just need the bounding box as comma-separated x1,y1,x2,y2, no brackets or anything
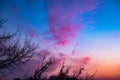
0,0,120,33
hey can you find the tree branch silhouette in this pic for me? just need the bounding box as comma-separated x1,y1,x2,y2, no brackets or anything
0,19,38,75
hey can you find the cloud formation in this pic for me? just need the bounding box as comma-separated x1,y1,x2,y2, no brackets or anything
46,0,99,45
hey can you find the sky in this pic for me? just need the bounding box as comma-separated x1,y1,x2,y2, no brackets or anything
0,0,120,79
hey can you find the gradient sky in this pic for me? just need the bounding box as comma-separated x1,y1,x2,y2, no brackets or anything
0,0,120,79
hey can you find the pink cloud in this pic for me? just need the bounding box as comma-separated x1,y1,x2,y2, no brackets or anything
81,57,91,65
46,0,99,46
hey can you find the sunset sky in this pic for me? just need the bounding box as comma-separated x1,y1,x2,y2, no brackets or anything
0,0,120,79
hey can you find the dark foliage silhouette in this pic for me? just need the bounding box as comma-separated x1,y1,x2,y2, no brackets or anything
48,62,96,80
14,59,96,80
0,19,37,77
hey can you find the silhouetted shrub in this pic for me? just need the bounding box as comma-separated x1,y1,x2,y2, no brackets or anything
20,60,96,80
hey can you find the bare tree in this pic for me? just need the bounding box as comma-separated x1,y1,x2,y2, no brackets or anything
0,19,38,75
